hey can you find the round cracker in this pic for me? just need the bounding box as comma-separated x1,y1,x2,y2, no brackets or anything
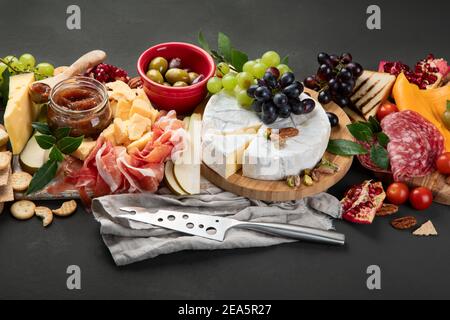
35,206,53,227
53,200,77,217
11,172,33,192
0,152,12,171
11,200,36,220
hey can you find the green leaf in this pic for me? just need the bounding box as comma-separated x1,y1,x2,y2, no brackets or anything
57,135,84,154
370,145,390,170
218,32,232,62
54,127,71,141
347,122,373,142
32,122,52,135
26,160,59,195
281,55,289,65
0,68,10,106
35,134,56,149
368,116,381,133
327,139,368,156
198,31,211,54
49,146,64,162
377,132,390,148
230,49,248,72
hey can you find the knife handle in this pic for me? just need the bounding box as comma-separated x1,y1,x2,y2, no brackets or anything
234,222,345,246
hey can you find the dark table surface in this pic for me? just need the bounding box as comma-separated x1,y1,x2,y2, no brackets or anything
0,0,449,300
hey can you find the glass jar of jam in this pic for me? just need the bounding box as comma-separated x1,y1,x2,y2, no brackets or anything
48,76,112,138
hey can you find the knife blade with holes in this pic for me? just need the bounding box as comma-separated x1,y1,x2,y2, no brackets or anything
118,207,345,246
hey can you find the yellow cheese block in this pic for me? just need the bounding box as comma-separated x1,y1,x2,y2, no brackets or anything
127,114,151,141
113,118,130,145
129,98,159,123
127,131,153,153
115,99,132,120
100,124,116,145
4,73,36,154
71,139,97,161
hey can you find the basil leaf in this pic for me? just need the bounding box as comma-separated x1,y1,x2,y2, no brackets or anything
198,31,211,54
368,116,381,133
35,134,56,149
370,145,390,170
218,32,232,62
57,135,84,154
231,49,248,72
377,132,390,148
0,68,10,106
327,139,368,156
347,122,373,142
55,127,71,141
26,160,59,195
49,146,64,162
32,122,52,135
281,55,289,65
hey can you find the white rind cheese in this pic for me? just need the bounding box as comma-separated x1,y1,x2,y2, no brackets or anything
202,133,256,179
202,92,331,181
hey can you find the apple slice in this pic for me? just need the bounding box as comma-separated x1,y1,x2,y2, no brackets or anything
164,161,188,195
19,132,50,174
173,114,201,195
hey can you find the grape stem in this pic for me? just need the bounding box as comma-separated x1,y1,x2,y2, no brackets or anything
209,51,237,72
0,58,46,79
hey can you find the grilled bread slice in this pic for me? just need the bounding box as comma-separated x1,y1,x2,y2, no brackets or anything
350,71,396,120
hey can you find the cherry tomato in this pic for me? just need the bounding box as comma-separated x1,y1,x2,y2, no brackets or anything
436,152,450,175
409,187,433,211
386,182,410,205
377,101,399,121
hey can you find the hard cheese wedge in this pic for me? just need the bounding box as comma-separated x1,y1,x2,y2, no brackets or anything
4,73,36,154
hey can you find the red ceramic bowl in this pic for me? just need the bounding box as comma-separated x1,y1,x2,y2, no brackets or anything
137,42,215,114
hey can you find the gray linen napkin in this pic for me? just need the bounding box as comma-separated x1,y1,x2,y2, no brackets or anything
92,181,342,266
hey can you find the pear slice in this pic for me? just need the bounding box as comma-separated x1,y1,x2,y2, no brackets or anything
19,132,50,174
163,161,188,195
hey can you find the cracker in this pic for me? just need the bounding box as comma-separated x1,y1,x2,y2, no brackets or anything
53,200,77,217
0,170,14,202
11,200,36,220
35,206,53,227
0,167,10,187
413,220,438,236
11,171,32,192
0,151,12,171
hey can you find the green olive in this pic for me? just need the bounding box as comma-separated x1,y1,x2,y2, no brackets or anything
165,68,190,85
149,57,168,74
146,69,164,84
443,110,450,130
188,72,199,84
163,82,172,87
173,81,189,87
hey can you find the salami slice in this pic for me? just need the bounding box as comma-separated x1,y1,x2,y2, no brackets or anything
381,110,444,181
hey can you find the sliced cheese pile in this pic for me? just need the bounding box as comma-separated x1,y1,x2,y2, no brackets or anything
102,81,159,153
4,73,37,155
202,92,331,181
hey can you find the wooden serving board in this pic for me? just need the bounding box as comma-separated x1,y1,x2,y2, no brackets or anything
201,91,354,202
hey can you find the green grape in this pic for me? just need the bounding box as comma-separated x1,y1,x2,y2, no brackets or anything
261,51,281,67
207,76,223,94
222,73,237,90
216,62,230,77
0,63,6,86
277,64,292,75
236,89,253,107
3,56,18,72
242,60,256,73
236,72,254,89
250,62,268,79
255,58,261,63
19,53,36,69
35,62,55,77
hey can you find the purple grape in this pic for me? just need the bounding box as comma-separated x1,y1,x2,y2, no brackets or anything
347,62,363,77
318,90,332,104
317,64,333,80
340,53,353,64
278,104,291,118
289,98,303,115
279,72,295,88
247,85,259,98
254,86,272,101
273,93,288,107
282,84,300,99
251,100,263,113
301,99,316,114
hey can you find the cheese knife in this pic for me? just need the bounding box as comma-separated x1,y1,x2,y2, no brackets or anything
118,207,345,246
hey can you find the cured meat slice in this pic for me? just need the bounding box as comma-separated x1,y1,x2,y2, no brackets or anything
381,110,444,181
357,141,391,173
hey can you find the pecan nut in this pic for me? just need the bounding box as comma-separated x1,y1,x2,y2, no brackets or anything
279,127,299,139
391,216,417,230
128,76,143,89
376,204,399,217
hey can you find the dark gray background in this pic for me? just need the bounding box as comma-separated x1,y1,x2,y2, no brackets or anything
0,0,449,300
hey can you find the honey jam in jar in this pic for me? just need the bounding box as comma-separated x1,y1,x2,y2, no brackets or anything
48,77,112,138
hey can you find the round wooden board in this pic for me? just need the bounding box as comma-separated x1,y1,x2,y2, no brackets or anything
201,90,354,202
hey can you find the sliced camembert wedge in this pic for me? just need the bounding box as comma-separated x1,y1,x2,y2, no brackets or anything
202,92,331,181
202,133,256,179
